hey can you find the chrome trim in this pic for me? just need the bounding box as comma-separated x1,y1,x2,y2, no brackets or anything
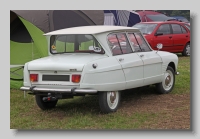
20,86,97,94
74,89,97,93
20,87,31,91
32,88,72,93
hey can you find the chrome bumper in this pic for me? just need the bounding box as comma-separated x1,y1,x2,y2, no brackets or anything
20,86,98,94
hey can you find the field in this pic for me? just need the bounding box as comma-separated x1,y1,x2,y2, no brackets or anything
10,54,190,129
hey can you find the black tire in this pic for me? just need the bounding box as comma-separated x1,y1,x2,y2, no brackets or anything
35,95,58,110
98,91,121,113
156,66,175,94
182,43,190,56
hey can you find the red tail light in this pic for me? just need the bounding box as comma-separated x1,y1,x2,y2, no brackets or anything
71,75,81,83
30,74,38,82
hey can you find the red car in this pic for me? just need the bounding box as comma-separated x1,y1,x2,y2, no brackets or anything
133,21,190,56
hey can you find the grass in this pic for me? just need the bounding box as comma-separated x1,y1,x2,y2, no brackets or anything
10,54,190,129
171,54,190,94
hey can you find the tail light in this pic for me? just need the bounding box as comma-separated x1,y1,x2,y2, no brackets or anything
71,75,81,83
30,74,38,82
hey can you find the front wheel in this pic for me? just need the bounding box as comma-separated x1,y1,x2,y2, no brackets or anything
156,66,175,94
98,91,121,113
35,95,58,110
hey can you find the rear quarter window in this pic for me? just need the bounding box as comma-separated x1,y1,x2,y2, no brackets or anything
171,24,183,34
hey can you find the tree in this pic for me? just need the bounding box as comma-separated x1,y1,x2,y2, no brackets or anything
156,10,190,21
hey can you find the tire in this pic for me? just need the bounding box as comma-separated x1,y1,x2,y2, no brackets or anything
35,95,58,110
156,66,175,94
182,43,190,56
98,91,121,113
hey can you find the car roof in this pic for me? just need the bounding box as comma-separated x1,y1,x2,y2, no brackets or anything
136,21,185,24
44,25,140,35
138,21,184,24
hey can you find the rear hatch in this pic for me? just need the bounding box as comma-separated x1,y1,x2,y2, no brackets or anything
27,53,107,87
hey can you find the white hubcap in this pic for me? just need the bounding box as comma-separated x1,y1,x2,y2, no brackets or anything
107,91,119,109
162,70,174,91
186,44,190,55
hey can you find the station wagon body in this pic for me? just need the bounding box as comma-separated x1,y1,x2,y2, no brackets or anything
20,25,179,113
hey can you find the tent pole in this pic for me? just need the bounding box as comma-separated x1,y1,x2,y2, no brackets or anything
24,91,26,98
31,39,34,60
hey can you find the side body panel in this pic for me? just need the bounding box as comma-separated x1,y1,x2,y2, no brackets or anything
156,51,179,74
80,57,126,91
137,51,163,85
114,53,144,89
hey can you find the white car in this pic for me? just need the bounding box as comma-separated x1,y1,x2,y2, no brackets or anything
20,25,179,113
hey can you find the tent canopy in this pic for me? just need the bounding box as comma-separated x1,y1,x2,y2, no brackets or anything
10,10,105,83
104,10,141,27
11,10,104,33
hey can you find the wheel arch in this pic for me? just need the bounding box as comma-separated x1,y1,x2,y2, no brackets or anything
185,41,190,47
168,62,176,72
182,42,190,56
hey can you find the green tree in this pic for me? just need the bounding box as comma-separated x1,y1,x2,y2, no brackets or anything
157,10,190,21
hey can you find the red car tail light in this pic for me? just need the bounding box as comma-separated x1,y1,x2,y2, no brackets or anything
71,75,81,83
30,74,38,82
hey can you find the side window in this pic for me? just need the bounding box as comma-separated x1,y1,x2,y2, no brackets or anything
171,24,182,34
134,32,151,52
128,33,141,52
181,26,187,33
156,24,171,35
107,33,133,55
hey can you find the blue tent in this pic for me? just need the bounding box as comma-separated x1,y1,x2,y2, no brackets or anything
104,10,141,27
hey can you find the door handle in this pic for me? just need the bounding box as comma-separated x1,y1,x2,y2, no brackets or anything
169,36,172,38
140,54,144,57
119,58,124,62
186,35,188,37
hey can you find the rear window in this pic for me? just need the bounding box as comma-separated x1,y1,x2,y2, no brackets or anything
50,34,105,54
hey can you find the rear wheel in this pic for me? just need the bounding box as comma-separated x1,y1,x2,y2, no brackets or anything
182,43,190,56
98,91,121,113
35,95,58,110
156,66,175,94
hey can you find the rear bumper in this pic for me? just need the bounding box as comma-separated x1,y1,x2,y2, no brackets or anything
20,86,98,94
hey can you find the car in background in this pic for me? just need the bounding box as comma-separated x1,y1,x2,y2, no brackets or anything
171,16,190,25
133,21,190,56
136,10,176,22
20,25,179,113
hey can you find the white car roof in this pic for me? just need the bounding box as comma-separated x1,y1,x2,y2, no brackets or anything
44,25,140,35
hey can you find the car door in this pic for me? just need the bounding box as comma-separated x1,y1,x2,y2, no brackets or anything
130,32,163,86
170,23,190,52
107,33,144,89
152,24,173,52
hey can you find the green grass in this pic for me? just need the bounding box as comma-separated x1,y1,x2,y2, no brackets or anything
10,54,190,129
171,54,190,94
10,91,161,129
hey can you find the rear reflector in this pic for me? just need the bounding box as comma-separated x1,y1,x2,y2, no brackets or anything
30,74,38,82
71,75,81,83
